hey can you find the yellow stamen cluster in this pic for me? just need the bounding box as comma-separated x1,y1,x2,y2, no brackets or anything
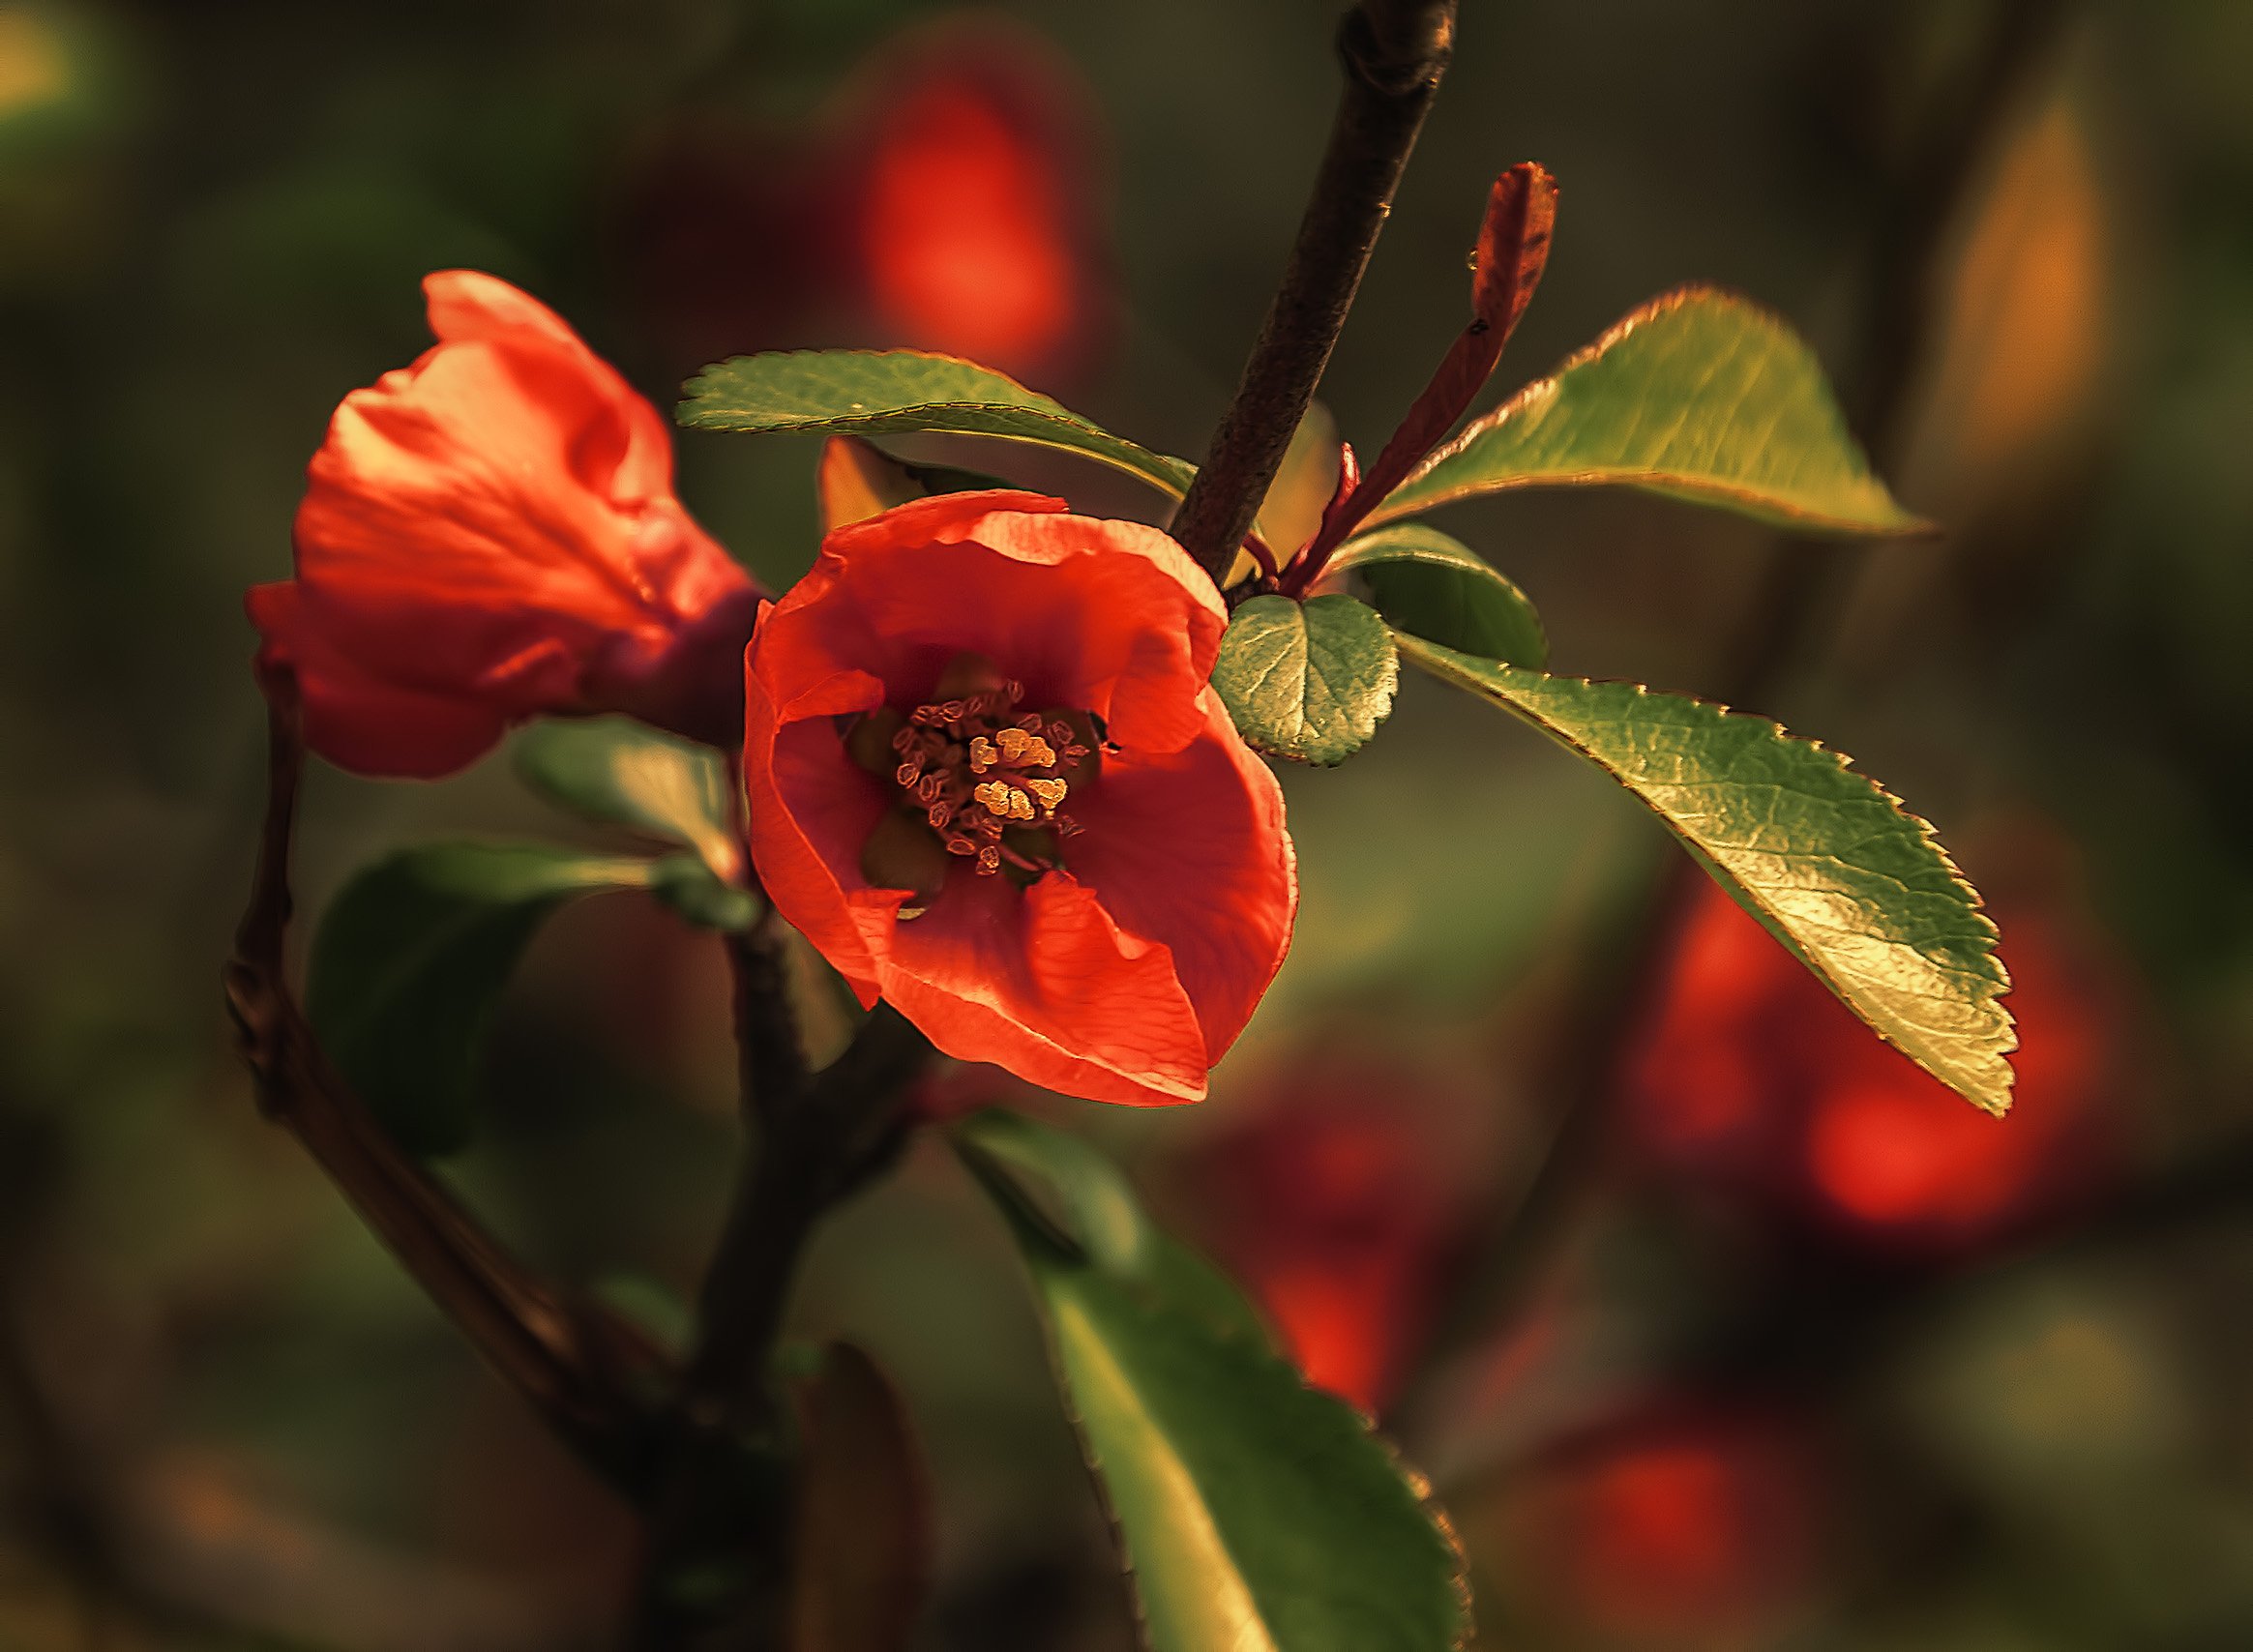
874,668,1094,879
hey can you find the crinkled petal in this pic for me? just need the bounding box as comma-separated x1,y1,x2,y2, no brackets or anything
1064,689,1295,1061
423,268,675,506
877,869,1209,1105
811,492,1225,752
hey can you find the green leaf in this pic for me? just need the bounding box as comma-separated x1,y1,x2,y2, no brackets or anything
1324,524,1547,666
1367,286,1927,536
956,1112,1469,1652
679,350,1195,500
1211,594,1399,767
306,843,657,1156
514,717,743,884
647,852,760,932
1395,634,2014,1113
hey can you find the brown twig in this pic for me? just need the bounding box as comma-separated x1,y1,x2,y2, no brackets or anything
1392,0,2071,1430
222,686,669,1495
626,948,929,1650
1171,0,1461,585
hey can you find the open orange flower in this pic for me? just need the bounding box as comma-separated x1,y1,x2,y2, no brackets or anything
744,491,1295,1105
249,270,756,777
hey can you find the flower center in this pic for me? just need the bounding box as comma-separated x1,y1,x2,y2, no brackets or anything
893,677,1090,875
847,657,1098,898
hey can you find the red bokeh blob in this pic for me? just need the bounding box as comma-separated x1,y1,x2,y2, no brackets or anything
1630,880,2123,1253
619,19,1109,386
1512,1408,1822,1641
1176,1055,1488,1411
858,80,1080,369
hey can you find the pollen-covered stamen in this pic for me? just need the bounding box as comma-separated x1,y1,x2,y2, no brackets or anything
848,657,1096,890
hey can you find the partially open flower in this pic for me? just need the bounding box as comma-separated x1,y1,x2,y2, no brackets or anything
248,270,756,777
744,491,1295,1105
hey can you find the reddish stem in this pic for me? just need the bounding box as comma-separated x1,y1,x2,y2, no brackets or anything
1287,161,1557,594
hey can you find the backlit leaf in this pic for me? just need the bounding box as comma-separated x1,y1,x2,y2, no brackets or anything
679,349,1194,500
1324,525,1547,666
1396,634,2014,1113
956,1111,1469,1652
514,717,743,885
1367,287,1927,536
307,843,657,1155
1211,594,1398,767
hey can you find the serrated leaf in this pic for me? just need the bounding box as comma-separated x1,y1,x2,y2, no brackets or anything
1211,594,1399,766
679,350,1194,500
1324,525,1547,666
514,717,743,884
307,843,656,1156
1367,286,1927,536
956,1111,1469,1652
1395,634,2014,1113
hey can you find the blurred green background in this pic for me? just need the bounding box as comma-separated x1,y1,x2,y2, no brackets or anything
5,0,2253,1647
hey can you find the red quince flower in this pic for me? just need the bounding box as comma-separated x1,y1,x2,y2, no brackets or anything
248,270,756,777
743,491,1295,1106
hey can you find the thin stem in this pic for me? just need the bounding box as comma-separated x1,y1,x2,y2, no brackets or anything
224,687,669,1494
626,946,929,1652
1390,0,2070,1432
1171,0,1460,585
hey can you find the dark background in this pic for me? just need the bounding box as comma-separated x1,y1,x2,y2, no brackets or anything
4,1,2252,1646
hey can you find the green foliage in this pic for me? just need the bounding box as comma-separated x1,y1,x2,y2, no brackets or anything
1211,594,1399,766
1395,634,2015,1113
306,843,659,1156
956,1111,1470,1652
678,349,1195,499
647,852,760,933
514,717,744,883
1325,524,1547,665
1367,286,1928,535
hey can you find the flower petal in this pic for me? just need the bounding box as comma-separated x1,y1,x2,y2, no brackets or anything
815,496,1225,752
247,581,505,778
744,633,893,998
424,268,677,508
877,869,1209,1105
1063,690,1296,1062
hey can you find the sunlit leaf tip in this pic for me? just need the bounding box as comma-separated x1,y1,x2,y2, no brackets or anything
1370,284,1933,538
1395,634,2015,1114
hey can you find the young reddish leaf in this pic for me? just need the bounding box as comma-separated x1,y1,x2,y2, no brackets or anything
790,1342,934,1652
1297,162,1557,576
